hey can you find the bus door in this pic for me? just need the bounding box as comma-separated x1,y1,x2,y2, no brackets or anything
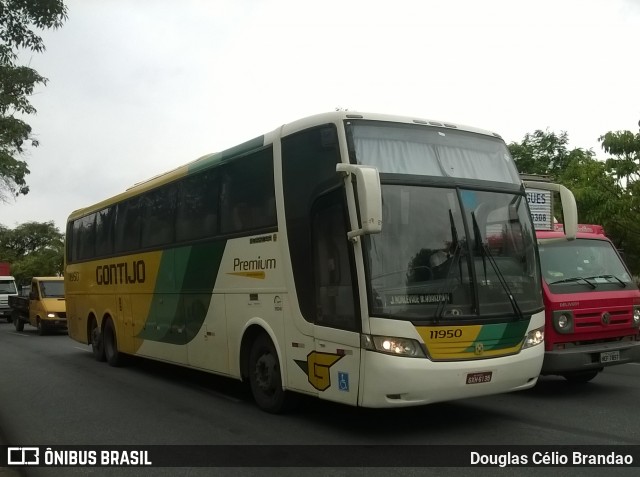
310,191,361,406
187,294,229,373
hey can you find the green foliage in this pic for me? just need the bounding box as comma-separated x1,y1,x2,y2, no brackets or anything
599,130,640,187
0,0,67,201
597,129,640,273
507,129,580,177
0,220,63,284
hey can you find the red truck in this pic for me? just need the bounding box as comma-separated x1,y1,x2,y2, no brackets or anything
536,224,640,382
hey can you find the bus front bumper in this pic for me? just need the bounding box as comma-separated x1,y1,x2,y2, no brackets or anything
359,345,543,408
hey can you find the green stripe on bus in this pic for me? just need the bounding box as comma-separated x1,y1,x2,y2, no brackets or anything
464,320,529,352
188,136,265,174
137,240,227,344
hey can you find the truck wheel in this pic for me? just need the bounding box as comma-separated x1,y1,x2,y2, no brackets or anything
14,317,24,332
103,319,124,367
248,334,293,413
37,319,47,336
90,319,105,362
563,370,600,383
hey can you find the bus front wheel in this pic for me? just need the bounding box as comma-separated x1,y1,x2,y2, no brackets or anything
248,334,290,413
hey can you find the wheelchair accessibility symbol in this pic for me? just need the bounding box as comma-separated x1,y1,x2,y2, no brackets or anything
338,372,349,392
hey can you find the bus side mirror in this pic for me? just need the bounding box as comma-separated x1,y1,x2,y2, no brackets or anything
336,163,383,240
523,180,578,240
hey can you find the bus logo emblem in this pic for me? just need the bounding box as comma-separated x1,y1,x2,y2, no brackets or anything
601,312,611,325
474,343,484,355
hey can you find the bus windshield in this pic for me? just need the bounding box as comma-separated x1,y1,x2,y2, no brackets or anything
349,120,521,184
366,184,541,320
539,239,634,289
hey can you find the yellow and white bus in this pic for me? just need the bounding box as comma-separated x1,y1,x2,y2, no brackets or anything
65,111,577,413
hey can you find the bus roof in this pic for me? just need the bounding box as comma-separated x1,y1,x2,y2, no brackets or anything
67,111,504,221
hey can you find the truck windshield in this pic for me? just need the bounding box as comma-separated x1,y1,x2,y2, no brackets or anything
40,281,65,298
365,184,542,320
0,280,17,294
539,238,634,289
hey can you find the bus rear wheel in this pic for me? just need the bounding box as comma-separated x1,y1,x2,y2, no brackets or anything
248,334,291,413
103,319,124,367
90,319,105,361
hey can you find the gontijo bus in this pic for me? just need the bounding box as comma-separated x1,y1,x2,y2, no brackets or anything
65,111,577,413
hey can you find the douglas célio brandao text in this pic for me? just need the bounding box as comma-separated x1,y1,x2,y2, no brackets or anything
470,451,634,467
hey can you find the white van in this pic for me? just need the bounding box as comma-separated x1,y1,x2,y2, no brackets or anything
0,276,18,322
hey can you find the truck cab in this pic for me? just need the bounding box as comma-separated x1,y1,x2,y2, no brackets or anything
12,277,67,334
0,275,18,323
537,224,640,382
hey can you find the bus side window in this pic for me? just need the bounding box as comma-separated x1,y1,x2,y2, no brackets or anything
312,191,359,332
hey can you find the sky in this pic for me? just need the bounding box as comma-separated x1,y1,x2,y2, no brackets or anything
2,0,640,232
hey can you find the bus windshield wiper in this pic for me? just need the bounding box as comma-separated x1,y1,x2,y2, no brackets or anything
434,210,462,322
584,274,627,288
548,276,597,289
471,212,523,321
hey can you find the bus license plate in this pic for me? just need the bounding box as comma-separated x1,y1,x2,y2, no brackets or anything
600,350,620,363
466,371,492,384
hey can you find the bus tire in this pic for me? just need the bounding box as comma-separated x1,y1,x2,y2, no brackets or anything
563,369,600,383
37,319,47,336
248,334,291,414
14,317,24,332
91,318,106,362
103,318,124,367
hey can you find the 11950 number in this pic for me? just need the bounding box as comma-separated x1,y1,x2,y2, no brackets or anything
429,329,463,339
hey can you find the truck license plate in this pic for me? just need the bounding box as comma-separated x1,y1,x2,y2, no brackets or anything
600,350,620,363
466,371,492,384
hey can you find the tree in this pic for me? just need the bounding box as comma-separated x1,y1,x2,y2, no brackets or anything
0,0,67,201
507,129,585,177
0,221,64,284
597,129,640,274
599,130,640,188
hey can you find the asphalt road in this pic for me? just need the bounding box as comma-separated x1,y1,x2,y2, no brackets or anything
0,321,638,477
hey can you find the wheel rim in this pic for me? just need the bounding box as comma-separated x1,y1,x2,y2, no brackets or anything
254,351,278,396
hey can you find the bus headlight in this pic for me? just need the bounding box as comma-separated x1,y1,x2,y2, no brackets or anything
522,326,544,349
361,334,426,358
47,313,56,318
633,306,640,328
552,310,574,334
